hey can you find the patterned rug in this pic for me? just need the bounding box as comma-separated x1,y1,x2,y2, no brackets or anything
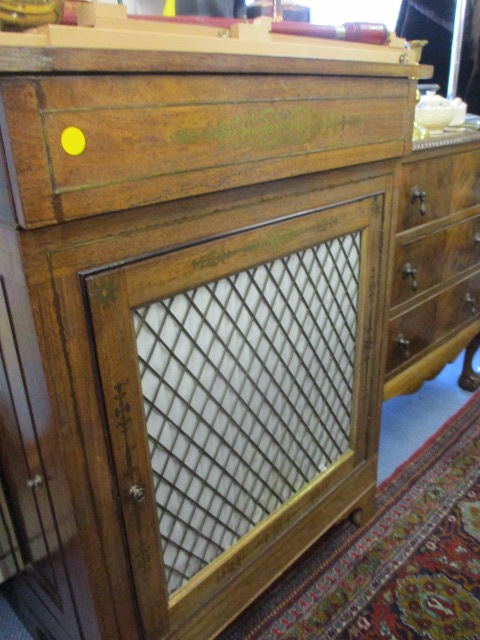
219,391,480,640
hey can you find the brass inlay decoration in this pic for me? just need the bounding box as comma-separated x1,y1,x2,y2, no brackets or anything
89,278,118,305
192,215,339,271
113,381,152,573
113,381,135,476
172,107,362,151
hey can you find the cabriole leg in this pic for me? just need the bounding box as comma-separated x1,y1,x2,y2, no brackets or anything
458,332,480,391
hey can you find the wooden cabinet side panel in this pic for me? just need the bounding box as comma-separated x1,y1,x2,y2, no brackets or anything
0,228,94,640
27,277,142,640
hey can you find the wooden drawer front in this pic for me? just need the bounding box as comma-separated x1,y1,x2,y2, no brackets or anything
386,269,480,373
398,149,480,233
0,74,410,228
391,214,480,307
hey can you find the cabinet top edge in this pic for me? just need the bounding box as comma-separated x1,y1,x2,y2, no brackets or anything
410,130,480,154
0,46,433,78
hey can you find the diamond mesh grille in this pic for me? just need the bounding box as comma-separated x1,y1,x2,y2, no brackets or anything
133,232,361,595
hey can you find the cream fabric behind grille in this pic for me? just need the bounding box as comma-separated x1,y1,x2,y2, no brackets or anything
133,232,361,594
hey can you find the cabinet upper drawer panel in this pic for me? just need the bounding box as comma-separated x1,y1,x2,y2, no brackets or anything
0,75,410,228
391,214,480,307
398,150,480,233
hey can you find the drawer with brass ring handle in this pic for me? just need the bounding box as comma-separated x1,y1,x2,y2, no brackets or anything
410,186,426,216
395,333,411,360
402,262,418,292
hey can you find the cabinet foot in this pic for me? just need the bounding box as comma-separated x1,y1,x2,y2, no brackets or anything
350,508,365,527
458,332,480,392
349,486,376,527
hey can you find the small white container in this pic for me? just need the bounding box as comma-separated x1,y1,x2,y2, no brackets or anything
415,91,455,134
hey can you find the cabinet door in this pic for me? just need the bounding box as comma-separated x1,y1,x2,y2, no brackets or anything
0,278,82,640
85,192,385,640
0,474,22,582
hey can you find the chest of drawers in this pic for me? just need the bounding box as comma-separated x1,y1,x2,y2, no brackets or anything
385,135,480,399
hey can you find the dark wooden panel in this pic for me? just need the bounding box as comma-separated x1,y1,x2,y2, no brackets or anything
386,269,480,374
397,149,480,233
0,287,81,639
391,214,480,307
0,475,22,582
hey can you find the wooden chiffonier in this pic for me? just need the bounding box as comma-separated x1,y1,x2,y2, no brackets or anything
0,43,426,640
384,133,480,399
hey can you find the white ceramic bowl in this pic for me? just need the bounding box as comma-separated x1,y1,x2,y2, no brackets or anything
415,91,454,134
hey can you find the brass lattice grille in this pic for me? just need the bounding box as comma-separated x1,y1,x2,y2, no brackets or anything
133,232,361,594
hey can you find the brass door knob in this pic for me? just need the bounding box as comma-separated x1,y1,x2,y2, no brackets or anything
129,484,147,503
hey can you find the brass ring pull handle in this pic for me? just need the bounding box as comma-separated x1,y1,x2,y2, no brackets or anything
474,232,480,244
402,262,418,291
410,186,426,216
464,292,477,316
395,333,411,360
129,484,147,503
27,474,43,489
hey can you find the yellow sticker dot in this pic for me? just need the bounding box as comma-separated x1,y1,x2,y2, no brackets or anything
61,127,86,156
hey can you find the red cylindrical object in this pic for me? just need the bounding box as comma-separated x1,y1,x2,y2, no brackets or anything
271,20,389,45
342,22,389,45
270,21,338,39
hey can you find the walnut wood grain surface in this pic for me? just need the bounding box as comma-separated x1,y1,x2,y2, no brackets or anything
387,269,480,375
397,148,480,234
386,140,480,399
391,214,480,308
